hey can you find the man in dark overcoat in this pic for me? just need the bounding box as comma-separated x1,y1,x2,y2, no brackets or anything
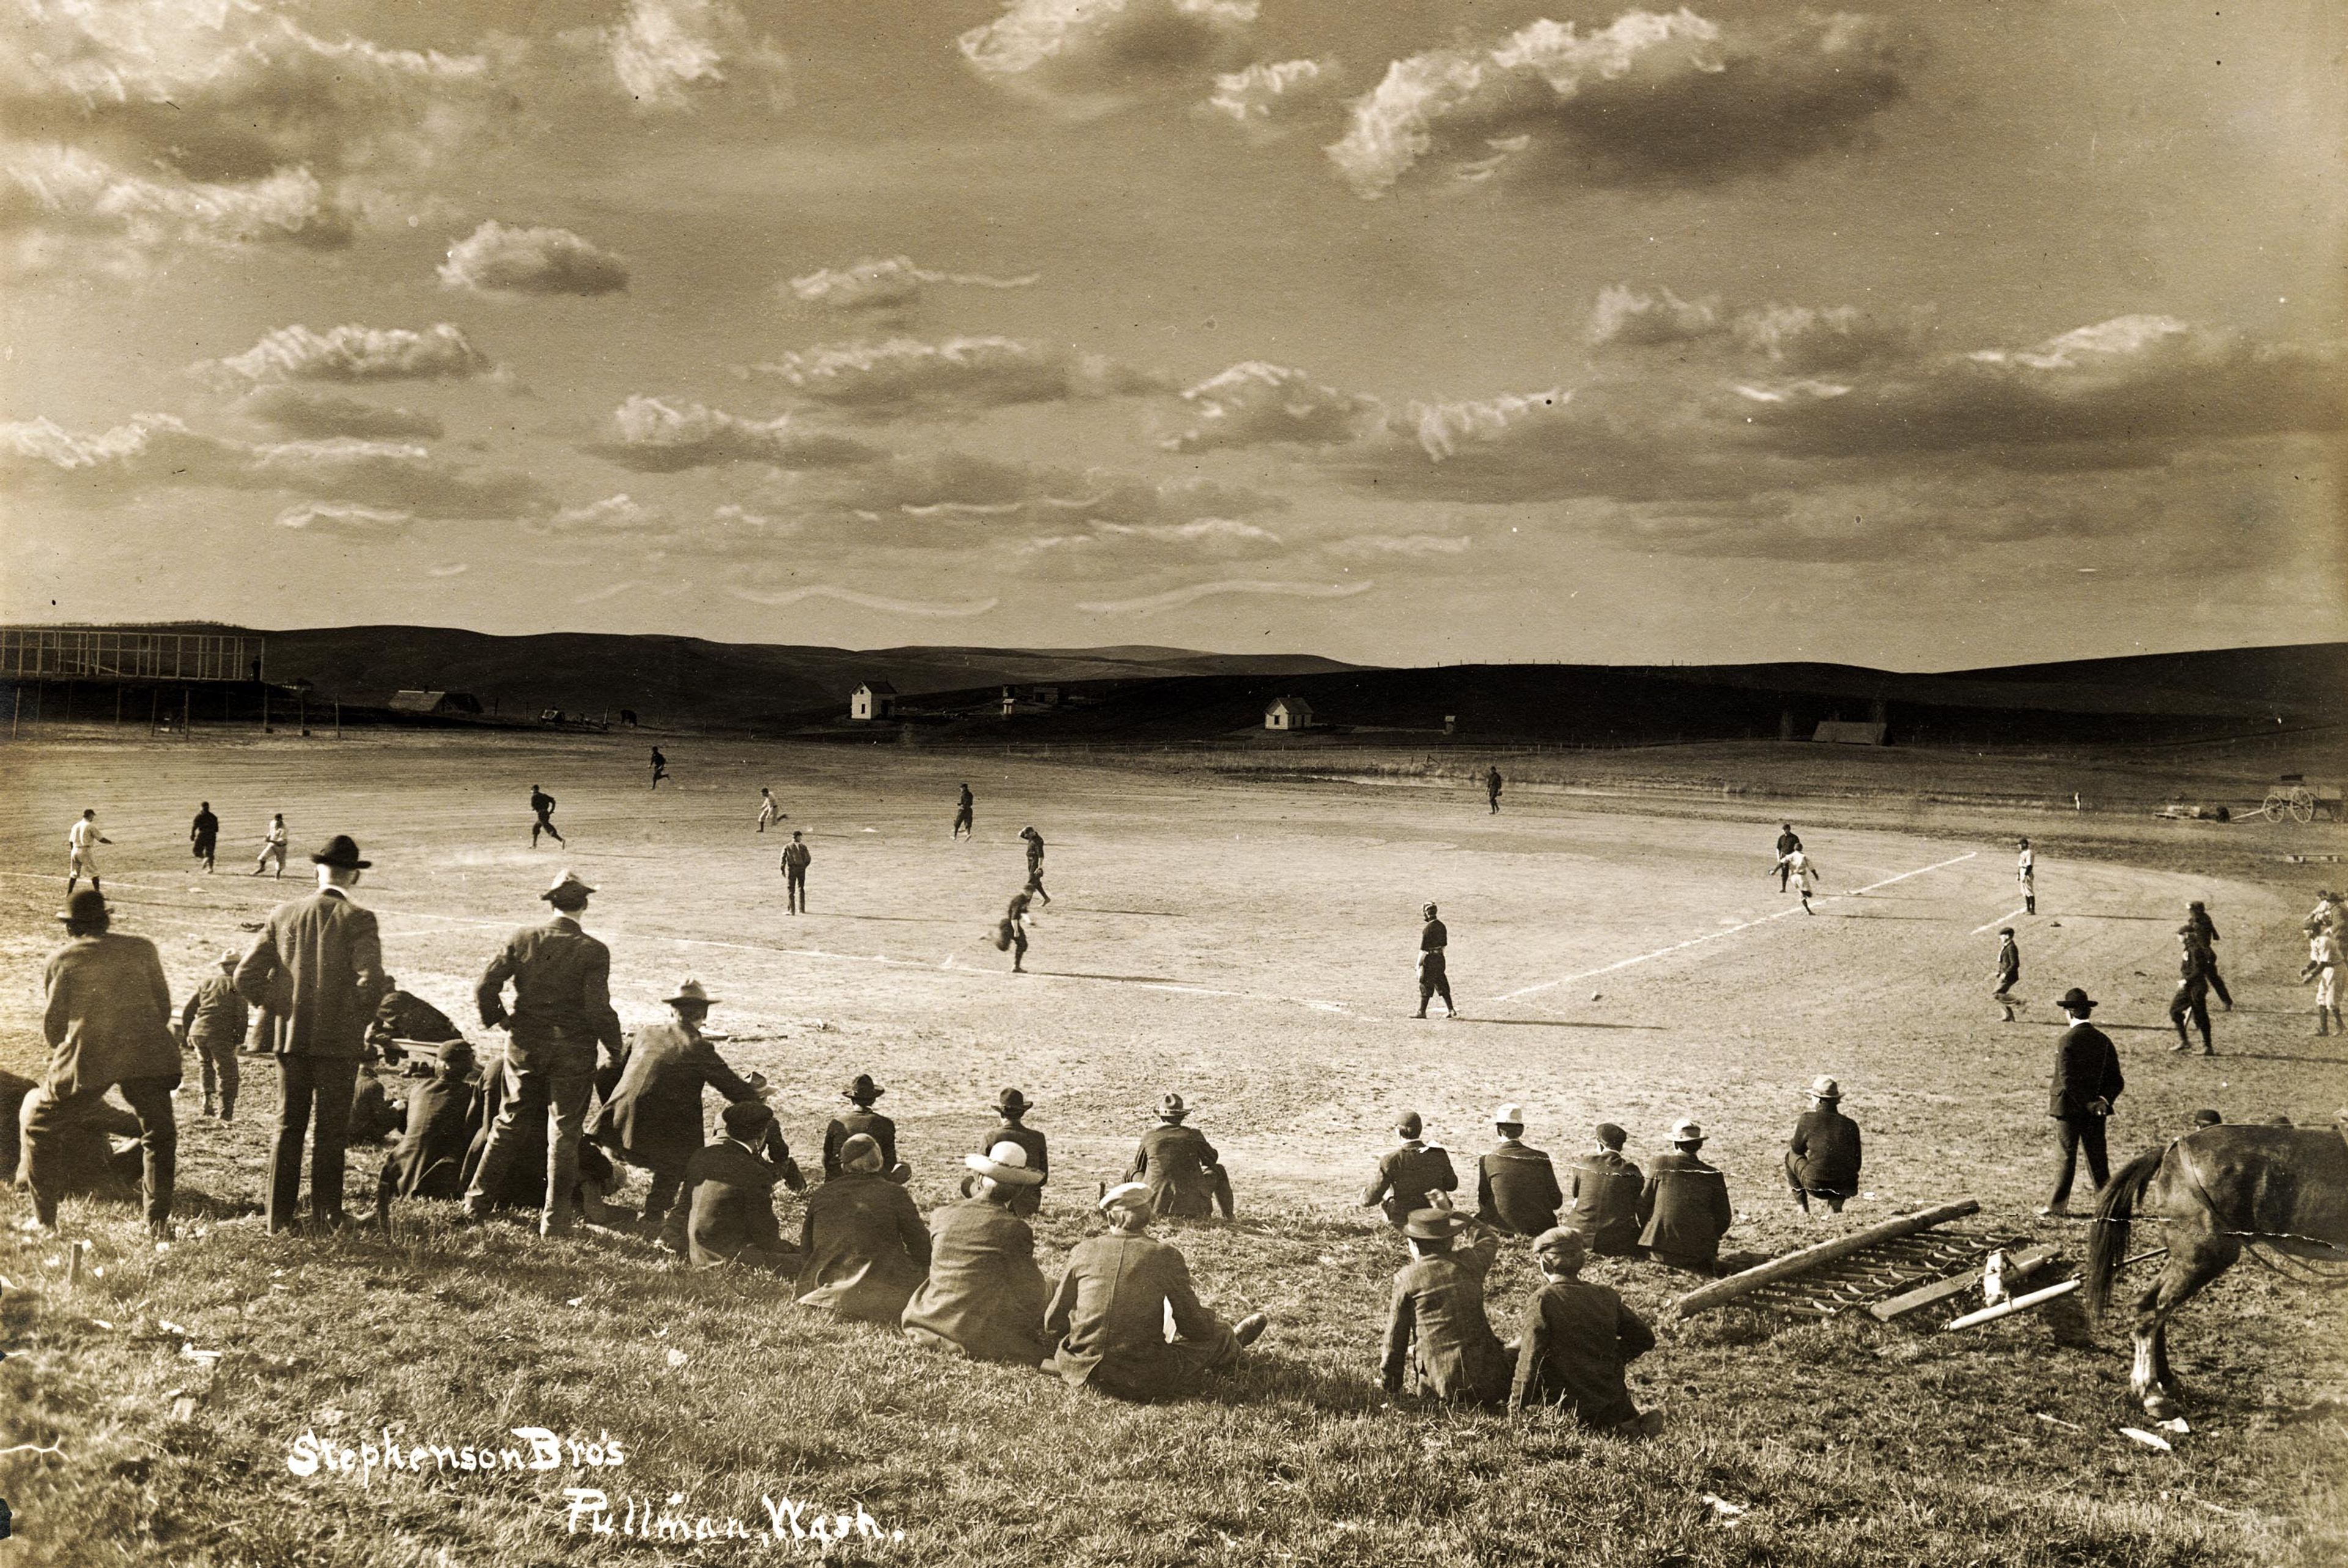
2043,986,2124,1216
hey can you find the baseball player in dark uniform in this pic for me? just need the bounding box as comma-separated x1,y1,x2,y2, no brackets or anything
1414,904,1455,1018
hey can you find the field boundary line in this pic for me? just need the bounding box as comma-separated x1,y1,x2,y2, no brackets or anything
1971,905,2029,935
1498,850,1978,1001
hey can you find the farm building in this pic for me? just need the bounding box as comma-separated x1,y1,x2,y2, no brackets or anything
388,690,483,716
1264,696,1315,731
850,681,898,721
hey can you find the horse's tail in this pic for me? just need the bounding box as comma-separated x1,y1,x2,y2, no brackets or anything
2084,1146,2168,1325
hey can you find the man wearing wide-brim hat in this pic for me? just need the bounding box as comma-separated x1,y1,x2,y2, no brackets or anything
235,833,389,1234
1124,1092,1231,1220
1636,1118,1733,1275
1362,1111,1458,1231
1041,1183,1268,1401
1784,1077,1862,1215
2042,987,2122,1217
972,1088,1048,1218
903,1140,1051,1366
21,889,182,1236
823,1073,906,1182
1381,1198,1510,1406
591,979,775,1230
797,1132,931,1320
1475,1103,1563,1237
462,868,625,1237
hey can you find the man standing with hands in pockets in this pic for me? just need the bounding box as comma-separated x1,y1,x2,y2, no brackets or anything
2041,987,2122,1217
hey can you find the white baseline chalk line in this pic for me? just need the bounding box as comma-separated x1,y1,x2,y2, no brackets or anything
1499,850,1979,1002
1971,905,2030,936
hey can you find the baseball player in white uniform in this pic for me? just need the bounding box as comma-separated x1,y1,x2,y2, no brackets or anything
2017,838,2036,915
2305,921,2344,1036
1772,849,1823,915
66,809,110,894
251,813,289,877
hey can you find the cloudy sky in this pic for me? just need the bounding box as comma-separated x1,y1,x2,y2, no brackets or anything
2,0,2339,669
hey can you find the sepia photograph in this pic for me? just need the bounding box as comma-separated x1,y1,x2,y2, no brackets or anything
0,1,2343,1562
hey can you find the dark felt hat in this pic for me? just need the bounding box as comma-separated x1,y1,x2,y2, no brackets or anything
722,1100,776,1139
311,834,371,869
1402,1206,1470,1242
846,1073,882,1103
995,1087,1033,1116
2058,987,2098,1013
56,888,108,925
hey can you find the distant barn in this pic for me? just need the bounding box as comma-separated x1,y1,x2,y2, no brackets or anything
850,681,898,721
1264,695,1315,731
388,690,482,716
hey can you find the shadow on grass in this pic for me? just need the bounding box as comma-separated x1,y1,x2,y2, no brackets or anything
822,911,954,924
1028,969,1184,985
2209,1051,2348,1065
1060,907,1186,918
1471,1018,1667,1032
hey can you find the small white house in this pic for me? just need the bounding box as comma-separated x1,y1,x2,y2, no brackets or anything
850,681,898,721
1264,695,1315,731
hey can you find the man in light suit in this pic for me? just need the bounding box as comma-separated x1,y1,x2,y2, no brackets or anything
235,834,388,1233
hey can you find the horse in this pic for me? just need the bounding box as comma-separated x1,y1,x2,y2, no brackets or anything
2085,1121,2348,1416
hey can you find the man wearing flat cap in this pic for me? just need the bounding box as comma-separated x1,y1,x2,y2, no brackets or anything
1381,1197,1510,1405
677,1100,799,1270
797,1132,931,1320
903,1140,1050,1365
974,1088,1048,1218
1042,1182,1268,1401
1784,1078,1862,1215
21,889,181,1235
1636,1119,1733,1275
179,949,250,1121
1476,1104,1563,1237
2043,987,2122,1217
462,869,624,1237
374,1040,484,1222
236,833,389,1234
593,979,772,1229
1125,1092,1231,1219
1563,1124,1644,1257
1362,1111,1458,1230
823,1074,904,1182
1509,1228,1658,1432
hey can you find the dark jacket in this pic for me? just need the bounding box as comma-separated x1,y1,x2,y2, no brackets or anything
1787,1108,1863,1196
235,888,387,1059
592,1022,760,1176
1381,1231,1510,1404
1126,1122,1220,1218
796,1171,931,1320
822,1106,898,1180
1420,919,1447,952
1565,1150,1645,1255
978,1121,1049,1217
1476,1141,1563,1236
44,932,181,1097
2049,1021,2124,1119
685,1138,791,1268
367,990,462,1059
474,916,622,1072
180,973,249,1050
460,1042,616,1209
1043,1232,1225,1399
347,1074,398,1143
901,1198,1049,1366
1636,1150,1732,1264
378,1068,482,1200
1508,1276,1654,1424
191,809,219,845
1362,1142,1460,1228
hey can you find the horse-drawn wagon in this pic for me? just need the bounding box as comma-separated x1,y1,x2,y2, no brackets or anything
2255,775,2342,824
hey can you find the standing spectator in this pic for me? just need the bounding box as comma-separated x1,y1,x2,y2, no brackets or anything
20,890,180,1236
952,782,975,840
1475,1103,1563,1236
1414,903,1455,1018
2017,837,2037,915
1993,927,2021,1022
251,812,289,877
1784,1077,1862,1214
2042,987,2122,1216
529,785,564,847
190,801,220,872
65,809,109,896
1636,1119,1733,1274
462,870,625,1237
780,830,811,915
591,979,767,1230
2168,928,2215,1056
179,951,249,1119
1774,825,1803,889
1562,1123,1644,1256
235,834,388,1233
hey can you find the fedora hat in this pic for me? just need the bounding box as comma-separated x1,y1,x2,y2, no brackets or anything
1098,1180,1151,1215
217,949,241,969
55,888,108,925
2057,987,2098,1013
965,1140,1044,1187
1157,1091,1189,1120
541,869,594,904
1493,1102,1526,1127
845,1073,883,1103
1402,1206,1470,1242
665,979,717,1007
1670,1117,1704,1143
1808,1075,1841,1102
722,1099,777,1140
311,834,371,869
995,1087,1033,1116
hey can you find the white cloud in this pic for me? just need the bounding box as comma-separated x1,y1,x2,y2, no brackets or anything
1203,58,1345,134
0,145,350,266
1325,533,1471,558
438,220,629,295
573,580,643,605
275,502,414,539
1076,578,1373,614
789,452,1283,534
783,256,1040,320
610,0,788,109
960,0,1258,115
427,562,470,577
539,494,666,535
723,584,999,617
198,324,495,387
1328,9,1908,198
743,336,1165,415
587,395,880,471
1164,361,1383,451
1588,284,1721,347
1732,302,1923,372
233,386,444,441
1019,516,1285,576
1407,389,1570,462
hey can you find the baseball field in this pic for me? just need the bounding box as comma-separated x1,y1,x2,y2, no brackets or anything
2,729,2343,1566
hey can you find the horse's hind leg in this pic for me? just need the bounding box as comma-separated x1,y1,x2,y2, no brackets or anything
2135,1226,2239,1418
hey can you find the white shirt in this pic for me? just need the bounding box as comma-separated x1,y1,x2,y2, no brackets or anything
2017,848,2035,874
757,797,778,822
264,821,287,845
67,819,98,850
